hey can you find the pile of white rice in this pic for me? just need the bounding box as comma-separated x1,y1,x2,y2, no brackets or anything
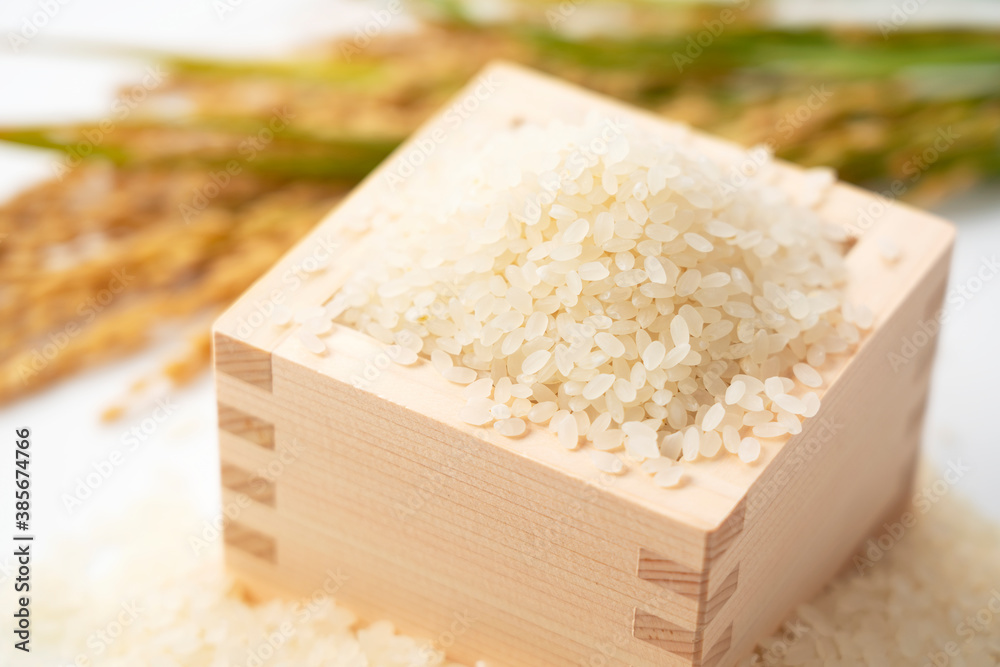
8,468,999,666
315,116,869,481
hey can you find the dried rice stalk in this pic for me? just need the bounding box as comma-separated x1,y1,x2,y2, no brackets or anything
1,13,996,405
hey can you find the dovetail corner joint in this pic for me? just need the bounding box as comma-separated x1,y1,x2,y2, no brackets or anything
635,533,741,664
221,461,276,507
699,567,739,628
632,610,698,658
632,608,735,667
215,332,273,392
701,624,734,667
637,549,706,600
223,519,277,564
218,403,275,450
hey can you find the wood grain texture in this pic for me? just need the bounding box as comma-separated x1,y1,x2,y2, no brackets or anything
224,519,277,564
212,62,954,666
702,624,734,667
700,567,739,628
217,403,275,450
221,461,276,507
634,610,698,656
214,332,273,392
637,548,704,599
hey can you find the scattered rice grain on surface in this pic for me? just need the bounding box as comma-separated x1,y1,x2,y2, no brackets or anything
4,466,998,666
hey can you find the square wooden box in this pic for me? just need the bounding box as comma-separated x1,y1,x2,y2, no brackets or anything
212,63,954,666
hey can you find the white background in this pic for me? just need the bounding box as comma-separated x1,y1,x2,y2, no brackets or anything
0,0,997,603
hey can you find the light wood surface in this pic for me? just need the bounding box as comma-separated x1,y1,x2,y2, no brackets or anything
212,62,954,666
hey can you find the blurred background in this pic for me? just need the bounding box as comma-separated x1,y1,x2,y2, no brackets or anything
0,0,998,663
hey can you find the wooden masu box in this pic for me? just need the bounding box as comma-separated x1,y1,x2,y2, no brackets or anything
212,63,954,666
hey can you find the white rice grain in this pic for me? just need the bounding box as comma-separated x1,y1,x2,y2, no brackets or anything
330,116,864,480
